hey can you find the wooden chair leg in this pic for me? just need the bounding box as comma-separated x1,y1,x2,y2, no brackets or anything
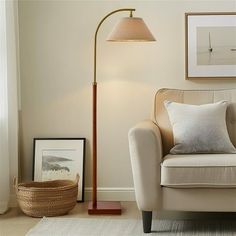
142,211,152,233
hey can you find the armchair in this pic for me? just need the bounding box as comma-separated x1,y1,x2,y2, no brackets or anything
128,88,236,233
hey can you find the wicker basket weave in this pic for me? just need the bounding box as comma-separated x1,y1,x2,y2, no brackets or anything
14,174,79,217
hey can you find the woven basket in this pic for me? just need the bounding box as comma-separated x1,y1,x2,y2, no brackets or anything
14,174,79,217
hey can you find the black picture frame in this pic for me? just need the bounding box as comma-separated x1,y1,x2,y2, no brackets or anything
33,138,86,202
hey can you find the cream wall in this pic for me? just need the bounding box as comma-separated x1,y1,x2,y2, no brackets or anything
19,0,236,200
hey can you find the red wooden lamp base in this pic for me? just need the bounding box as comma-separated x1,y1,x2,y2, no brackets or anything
88,201,122,215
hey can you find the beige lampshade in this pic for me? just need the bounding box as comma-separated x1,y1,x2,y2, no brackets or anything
107,17,156,42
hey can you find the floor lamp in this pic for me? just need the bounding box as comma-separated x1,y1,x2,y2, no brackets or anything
88,8,155,215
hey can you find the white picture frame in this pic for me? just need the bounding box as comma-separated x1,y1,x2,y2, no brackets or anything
185,12,236,79
33,138,86,202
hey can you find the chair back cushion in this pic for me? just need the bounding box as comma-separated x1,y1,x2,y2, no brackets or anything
153,88,236,156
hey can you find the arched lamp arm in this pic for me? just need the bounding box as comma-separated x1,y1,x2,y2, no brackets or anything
93,8,135,84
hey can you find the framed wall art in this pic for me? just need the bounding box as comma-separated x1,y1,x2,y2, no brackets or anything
33,138,86,202
185,12,236,79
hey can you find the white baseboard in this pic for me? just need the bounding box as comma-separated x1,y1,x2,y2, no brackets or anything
84,187,135,201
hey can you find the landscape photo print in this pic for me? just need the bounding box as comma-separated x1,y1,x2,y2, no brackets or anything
33,138,86,201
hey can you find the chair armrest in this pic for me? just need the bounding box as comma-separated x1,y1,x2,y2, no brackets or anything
128,120,163,211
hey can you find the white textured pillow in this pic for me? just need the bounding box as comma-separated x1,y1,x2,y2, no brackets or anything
164,100,236,154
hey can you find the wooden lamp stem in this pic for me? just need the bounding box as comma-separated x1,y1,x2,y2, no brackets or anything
92,82,97,207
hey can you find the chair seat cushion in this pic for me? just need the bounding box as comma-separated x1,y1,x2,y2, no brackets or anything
161,154,236,188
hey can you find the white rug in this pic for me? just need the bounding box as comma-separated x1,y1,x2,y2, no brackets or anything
26,217,236,236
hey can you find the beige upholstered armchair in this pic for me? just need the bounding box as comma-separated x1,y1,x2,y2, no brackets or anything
128,88,236,233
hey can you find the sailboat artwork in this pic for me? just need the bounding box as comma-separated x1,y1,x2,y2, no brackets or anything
197,26,236,66
208,32,213,52
186,13,236,79
208,32,236,53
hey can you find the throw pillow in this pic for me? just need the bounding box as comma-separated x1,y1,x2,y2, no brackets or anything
164,100,236,154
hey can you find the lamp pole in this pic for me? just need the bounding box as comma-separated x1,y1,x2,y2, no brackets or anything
90,8,135,214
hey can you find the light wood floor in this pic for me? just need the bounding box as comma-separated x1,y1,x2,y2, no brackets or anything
2,201,236,236
0,202,140,236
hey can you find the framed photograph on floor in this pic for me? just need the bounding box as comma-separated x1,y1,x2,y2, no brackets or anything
185,12,236,79
33,138,86,202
